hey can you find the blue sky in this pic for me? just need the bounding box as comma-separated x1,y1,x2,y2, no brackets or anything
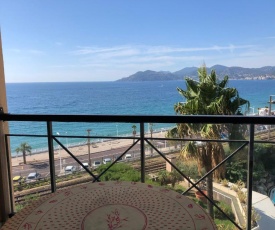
1,0,275,82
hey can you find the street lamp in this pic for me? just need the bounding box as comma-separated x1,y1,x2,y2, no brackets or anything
87,129,92,166
56,132,62,173
149,123,154,156
149,123,153,137
268,95,275,140
132,125,137,144
65,131,68,148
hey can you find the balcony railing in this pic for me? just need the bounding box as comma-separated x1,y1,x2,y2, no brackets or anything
1,113,275,229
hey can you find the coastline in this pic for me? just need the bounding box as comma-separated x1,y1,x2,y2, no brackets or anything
11,131,167,167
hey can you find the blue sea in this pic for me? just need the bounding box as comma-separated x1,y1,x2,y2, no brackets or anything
6,80,275,155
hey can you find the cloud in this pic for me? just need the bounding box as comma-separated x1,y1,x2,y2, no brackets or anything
44,43,274,81
97,48,140,58
69,44,255,74
69,44,254,71
71,44,253,64
72,44,253,57
71,46,134,55
144,45,248,54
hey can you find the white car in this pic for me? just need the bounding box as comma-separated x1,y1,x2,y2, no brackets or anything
80,162,89,170
124,154,132,160
26,172,41,183
103,158,112,164
92,161,101,168
65,165,77,174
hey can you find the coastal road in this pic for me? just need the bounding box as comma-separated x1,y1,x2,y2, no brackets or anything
11,144,144,179
12,138,168,180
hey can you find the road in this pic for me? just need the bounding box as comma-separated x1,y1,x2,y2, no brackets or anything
12,144,144,179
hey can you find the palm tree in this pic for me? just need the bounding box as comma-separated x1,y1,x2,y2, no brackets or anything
175,65,249,217
15,142,32,164
165,127,179,149
132,125,137,144
166,126,186,150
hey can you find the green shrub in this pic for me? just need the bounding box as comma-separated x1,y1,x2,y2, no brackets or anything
214,201,235,220
96,163,141,182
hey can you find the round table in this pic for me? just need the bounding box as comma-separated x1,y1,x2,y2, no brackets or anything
2,181,217,229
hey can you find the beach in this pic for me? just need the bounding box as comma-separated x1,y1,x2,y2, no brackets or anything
11,131,167,167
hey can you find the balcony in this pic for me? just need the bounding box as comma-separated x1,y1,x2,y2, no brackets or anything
1,113,275,229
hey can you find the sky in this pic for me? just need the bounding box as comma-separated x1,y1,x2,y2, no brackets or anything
1,0,275,83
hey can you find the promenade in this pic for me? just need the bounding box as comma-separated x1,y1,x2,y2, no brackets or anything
11,131,167,167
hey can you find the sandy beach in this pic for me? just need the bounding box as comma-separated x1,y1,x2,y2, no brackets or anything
11,131,167,167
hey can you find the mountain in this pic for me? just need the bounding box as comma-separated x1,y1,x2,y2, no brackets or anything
117,65,275,81
173,67,198,78
117,70,178,81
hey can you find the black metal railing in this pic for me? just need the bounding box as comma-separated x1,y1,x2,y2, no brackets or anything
1,113,275,230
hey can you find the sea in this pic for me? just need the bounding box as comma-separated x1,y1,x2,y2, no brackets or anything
5,80,275,156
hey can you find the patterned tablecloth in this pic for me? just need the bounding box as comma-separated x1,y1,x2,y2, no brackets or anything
2,181,217,230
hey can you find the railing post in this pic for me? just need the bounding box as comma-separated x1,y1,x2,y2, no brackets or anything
140,122,145,183
47,121,56,193
5,134,14,216
246,124,254,230
0,32,14,222
0,113,13,222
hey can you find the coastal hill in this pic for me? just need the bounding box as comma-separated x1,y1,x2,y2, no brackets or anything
117,65,275,81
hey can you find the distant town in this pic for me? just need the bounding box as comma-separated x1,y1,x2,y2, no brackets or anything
118,65,275,81
232,75,275,80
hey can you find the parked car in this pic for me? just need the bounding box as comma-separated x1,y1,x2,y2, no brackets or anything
65,165,77,174
114,155,123,162
26,172,41,183
92,161,101,168
13,175,24,183
80,162,89,171
124,154,132,161
103,158,112,164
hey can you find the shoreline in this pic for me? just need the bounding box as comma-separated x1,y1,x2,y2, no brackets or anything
11,130,168,167
10,126,173,156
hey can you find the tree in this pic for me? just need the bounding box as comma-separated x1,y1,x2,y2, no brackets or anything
178,160,200,187
15,142,32,164
165,127,179,149
157,169,182,188
174,65,249,218
165,126,185,150
157,170,169,186
168,170,182,188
